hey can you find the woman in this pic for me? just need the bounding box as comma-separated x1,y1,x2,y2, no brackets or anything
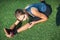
4,0,52,38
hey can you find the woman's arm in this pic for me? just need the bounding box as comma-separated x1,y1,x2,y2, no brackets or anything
10,20,20,30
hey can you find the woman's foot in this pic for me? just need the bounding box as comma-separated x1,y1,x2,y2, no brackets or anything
4,28,14,38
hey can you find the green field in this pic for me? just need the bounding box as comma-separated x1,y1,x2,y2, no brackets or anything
0,0,60,40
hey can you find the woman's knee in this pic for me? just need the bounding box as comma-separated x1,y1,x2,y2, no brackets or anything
43,16,48,21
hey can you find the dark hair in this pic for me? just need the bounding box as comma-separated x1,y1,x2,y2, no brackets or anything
15,9,25,18
15,9,25,14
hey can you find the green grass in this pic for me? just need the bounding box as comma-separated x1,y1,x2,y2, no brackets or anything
0,0,60,40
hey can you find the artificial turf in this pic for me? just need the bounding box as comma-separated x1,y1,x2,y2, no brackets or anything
0,0,60,40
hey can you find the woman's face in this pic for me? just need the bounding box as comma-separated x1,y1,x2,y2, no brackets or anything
16,14,28,21
17,14,25,21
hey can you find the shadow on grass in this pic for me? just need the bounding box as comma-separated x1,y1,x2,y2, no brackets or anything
56,4,60,26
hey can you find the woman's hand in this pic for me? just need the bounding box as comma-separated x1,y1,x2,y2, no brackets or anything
28,21,36,28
